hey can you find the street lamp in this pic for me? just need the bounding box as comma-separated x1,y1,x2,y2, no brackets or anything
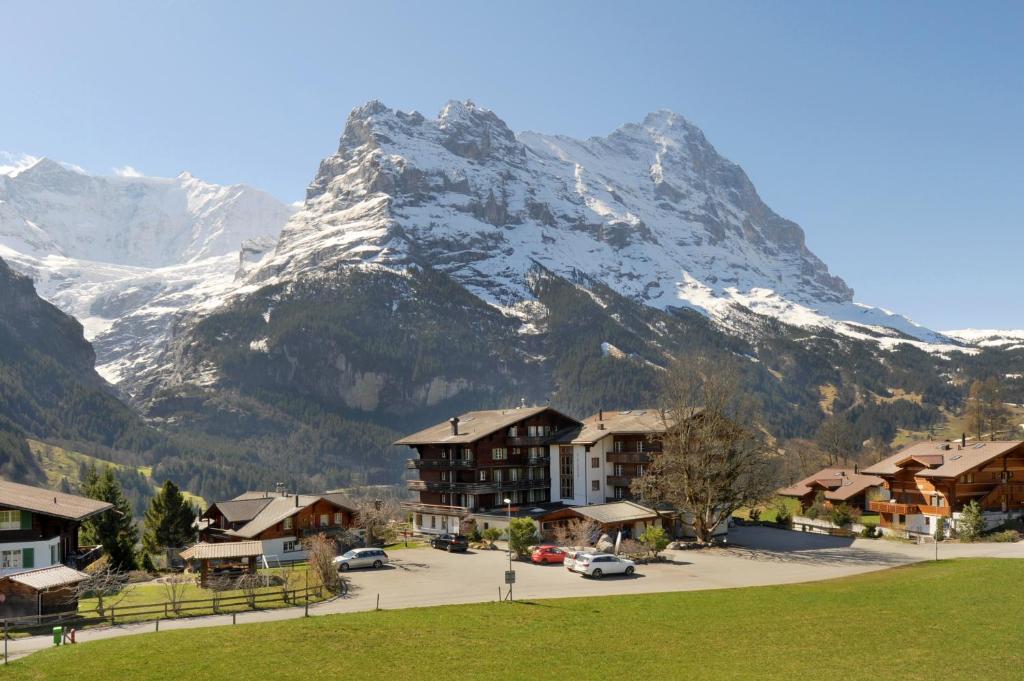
504,497,513,600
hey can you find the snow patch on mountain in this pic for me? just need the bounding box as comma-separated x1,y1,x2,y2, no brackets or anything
945,329,1024,350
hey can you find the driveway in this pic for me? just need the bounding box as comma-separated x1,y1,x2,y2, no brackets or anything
6,527,1022,661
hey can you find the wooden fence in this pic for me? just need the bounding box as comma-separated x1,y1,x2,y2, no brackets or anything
2,583,330,636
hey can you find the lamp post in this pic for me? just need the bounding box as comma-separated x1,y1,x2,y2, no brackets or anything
504,497,512,600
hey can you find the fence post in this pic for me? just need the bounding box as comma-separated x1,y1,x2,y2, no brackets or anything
232,612,236,625
155,619,159,632
111,608,115,627
4,619,7,665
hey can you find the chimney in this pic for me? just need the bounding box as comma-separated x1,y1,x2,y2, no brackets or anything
598,422,605,431
449,417,460,436
853,464,859,474
598,409,603,422
520,397,527,409
295,494,299,507
962,433,967,448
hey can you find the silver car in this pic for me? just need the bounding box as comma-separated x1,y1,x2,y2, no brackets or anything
333,547,389,571
570,553,636,578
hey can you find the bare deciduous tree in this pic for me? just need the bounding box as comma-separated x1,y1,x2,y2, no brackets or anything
68,567,134,618
631,356,777,544
235,573,263,609
351,493,400,547
552,518,600,549
303,533,342,594
161,573,192,615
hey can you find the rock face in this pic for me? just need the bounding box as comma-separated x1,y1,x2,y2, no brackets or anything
0,159,294,388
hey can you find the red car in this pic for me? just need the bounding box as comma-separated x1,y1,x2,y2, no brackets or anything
531,545,566,565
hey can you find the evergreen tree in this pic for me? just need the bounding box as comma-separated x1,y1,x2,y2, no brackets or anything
81,466,138,570
142,480,196,555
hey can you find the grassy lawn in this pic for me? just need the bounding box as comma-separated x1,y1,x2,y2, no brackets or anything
8,559,1023,680
734,496,800,522
76,567,325,624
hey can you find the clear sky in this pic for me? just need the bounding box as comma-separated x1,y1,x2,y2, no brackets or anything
3,1,1022,330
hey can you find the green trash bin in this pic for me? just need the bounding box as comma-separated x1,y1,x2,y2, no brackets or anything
52,626,62,645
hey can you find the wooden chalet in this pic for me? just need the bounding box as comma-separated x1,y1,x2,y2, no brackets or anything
197,491,355,562
777,467,886,512
862,440,1024,536
0,564,90,618
395,406,582,535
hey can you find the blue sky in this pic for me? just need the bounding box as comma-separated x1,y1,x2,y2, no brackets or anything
3,1,1022,329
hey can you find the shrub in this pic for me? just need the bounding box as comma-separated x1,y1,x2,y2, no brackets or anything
987,529,1021,543
860,524,879,538
508,518,538,558
638,526,670,559
933,516,946,542
829,503,857,527
804,505,820,520
469,526,482,543
774,500,793,526
958,500,985,542
482,527,502,546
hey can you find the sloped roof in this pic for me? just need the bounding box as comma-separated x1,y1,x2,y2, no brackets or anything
862,441,1024,478
180,540,264,561
3,565,90,591
0,478,112,521
210,498,274,524
777,467,884,502
557,409,670,446
320,492,356,512
394,407,580,445
547,501,659,525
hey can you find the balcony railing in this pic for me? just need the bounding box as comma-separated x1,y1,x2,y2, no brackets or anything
406,458,476,470
606,452,653,464
606,475,633,487
408,479,549,494
868,500,919,515
506,436,553,447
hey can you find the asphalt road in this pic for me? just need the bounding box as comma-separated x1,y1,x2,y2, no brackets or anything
6,526,1023,661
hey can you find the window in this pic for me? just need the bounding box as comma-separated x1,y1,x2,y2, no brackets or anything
614,487,625,499
479,470,487,481
441,471,449,481
528,425,538,437
50,544,59,565
441,494,448,504
283,517,293,531
492,447,507,460
431,516,437,529
615,464,625,476
283,540,300,553
560,446,574,499
493,469,504,483
416,514,424,527
591,480,600,492
637,465,646,476
1,549,21,569
529,446,543,458
509,468,519,482
591,457,600,468
508,426,520,437
614,440,624,453
441,447,449,459
320,513,329,528
0,511,21,531
461,447,473,461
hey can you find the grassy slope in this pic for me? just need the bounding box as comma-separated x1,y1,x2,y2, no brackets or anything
893,404,1024,447
8,559,1023,680
27,439,207,509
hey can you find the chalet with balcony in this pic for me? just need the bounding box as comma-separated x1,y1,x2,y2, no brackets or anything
862,440,1024,536
395,406,582,535
197,491,355,561
777,467,886,512
549,409,666,505
0,479,112,577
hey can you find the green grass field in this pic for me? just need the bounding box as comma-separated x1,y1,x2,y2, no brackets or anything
7,559,1023,680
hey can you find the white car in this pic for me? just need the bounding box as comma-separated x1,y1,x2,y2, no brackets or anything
333,548,389,571
562,549,590,571
570,553,636,578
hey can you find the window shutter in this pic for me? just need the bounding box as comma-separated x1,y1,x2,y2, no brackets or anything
23,547,34,568
19,511,31,530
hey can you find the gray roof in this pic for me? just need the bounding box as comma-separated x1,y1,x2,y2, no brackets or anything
211,498,274,524
862,441,1024,479
180,540,264,561
777,467,885,502
3,565,90,591
0,478,112,521
547,501,659,525
221,494,351,539
394,407,580,445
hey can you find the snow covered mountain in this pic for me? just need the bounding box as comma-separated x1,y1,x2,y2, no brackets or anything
255,100,961,352
0,158,292,386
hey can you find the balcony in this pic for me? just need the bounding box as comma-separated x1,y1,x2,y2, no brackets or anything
408,479,549,494
400,501,470,516
868,501,919,515
506,436,552,447
606,475,633,487
526,455,550,466
406,458,476,470
607,452,653,464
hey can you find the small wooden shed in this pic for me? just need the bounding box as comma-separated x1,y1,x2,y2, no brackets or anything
180,541,264,587
0,565,90,618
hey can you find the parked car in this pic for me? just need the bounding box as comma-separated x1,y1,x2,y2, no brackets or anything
570,553,636,578
333,548,389,571
531,545,566,565
430,534,470,552
563,549,590,571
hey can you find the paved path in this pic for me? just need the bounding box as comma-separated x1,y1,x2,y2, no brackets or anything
6,527,1023,661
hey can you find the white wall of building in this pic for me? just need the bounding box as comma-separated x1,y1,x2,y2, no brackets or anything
411,513,460,535
260,536,307,564
0,536,61,576
549,438,614,507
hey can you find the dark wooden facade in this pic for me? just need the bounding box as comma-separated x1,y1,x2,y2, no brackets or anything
0,506,83,569
405,409,580,513
605,434,662,501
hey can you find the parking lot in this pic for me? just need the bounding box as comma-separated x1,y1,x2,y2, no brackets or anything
325,525,972,612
